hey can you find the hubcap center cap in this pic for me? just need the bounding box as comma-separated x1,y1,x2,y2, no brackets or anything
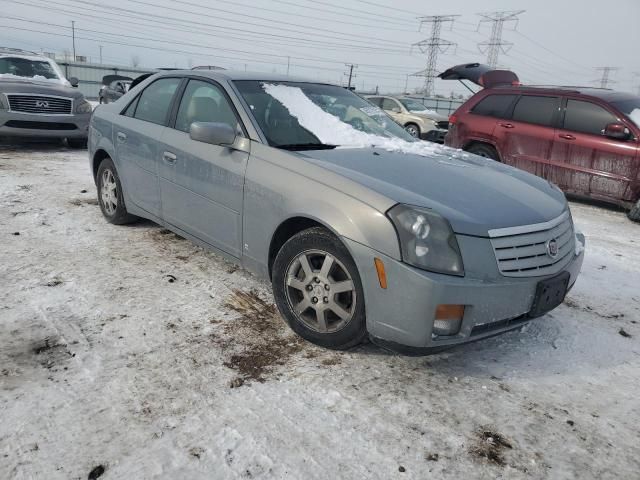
311,284,325,297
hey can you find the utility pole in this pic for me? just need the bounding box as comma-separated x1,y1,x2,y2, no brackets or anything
344,64,357,89
411,15,458,97
99,45,103,64
477,10,524,69
595,67,619,88
71,21,76,61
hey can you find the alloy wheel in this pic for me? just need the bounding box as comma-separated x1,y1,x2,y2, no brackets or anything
405,125,419,137
100,168,118,215
284,249,357,333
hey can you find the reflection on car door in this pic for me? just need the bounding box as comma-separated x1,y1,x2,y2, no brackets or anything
548,98,639,202
158,78,249,258
492,94,559,177
115,77,181,217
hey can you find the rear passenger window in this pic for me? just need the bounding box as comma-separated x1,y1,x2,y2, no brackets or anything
133,78,181,125
470,94,516,118
511,95,558,127
367,97,383,107
563,100,618,136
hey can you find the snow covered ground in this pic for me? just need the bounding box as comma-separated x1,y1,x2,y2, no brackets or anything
0,143,638,479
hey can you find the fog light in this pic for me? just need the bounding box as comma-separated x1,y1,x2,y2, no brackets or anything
432,304,465,336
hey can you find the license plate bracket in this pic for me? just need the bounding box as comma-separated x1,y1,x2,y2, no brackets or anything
528,272,570,318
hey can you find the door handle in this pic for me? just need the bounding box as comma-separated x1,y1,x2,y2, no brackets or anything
559,134,576,140
162,151,177,164
499,123,514,129
116,132,127,143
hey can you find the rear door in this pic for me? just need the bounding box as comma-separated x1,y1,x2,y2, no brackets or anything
548,98,639,202
114,77,181,217
158,78,249,258
493,94,560,177
453,93,517,149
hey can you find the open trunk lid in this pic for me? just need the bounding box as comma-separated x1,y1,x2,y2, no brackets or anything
438,63,519,88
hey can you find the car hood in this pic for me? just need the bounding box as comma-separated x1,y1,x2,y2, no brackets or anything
0,80,84,99
298,147,567,237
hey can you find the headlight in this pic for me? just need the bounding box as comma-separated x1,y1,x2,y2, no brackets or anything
0,93,8,110
76,99,93,114
387,204,464,276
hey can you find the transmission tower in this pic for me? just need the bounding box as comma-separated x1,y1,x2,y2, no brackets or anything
477,10,525,68
595,67,619,88
411,15,458,97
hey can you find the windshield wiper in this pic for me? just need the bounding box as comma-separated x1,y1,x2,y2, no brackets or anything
275,143,337,151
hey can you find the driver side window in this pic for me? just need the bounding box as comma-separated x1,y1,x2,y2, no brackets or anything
381,98,400,112
174,79,240,134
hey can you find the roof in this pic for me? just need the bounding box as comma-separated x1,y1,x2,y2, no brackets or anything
154,69,330,84
493,84,639,102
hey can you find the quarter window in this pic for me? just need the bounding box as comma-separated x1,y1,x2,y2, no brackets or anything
122,96,139,117
563,99,618,136
470,94,516,118
174,79,240,133
511,95,559,127
133,77,181,125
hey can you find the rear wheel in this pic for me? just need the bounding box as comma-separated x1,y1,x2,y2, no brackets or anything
404,123,420,138
467,143,500,161
628,199,640,222
96,157,138,224
272,227,367,350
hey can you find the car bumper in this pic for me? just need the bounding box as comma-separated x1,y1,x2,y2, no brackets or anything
342,233,585,354
0,111,91,138
421,128,447,144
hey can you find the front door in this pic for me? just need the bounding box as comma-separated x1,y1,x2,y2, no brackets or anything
492,94,559,178
114,77,181,217
548,98,639,203
158,78,249,258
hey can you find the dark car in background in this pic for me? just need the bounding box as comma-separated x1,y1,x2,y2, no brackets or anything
99,75,132,104
441,63,640,221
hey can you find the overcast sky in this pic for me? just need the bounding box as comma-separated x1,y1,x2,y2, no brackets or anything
1,0,639,96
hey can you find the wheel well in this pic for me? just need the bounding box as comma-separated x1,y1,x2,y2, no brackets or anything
463,141,500,159
404,122,419,128
92,149,110,182
268,217,325,279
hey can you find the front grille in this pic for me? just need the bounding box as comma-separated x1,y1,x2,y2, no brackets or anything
7,94,73,115
4,120,77,130
436,120,449,130
489,211,575,277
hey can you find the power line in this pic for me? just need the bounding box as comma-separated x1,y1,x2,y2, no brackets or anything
477,10,525,68
411,15,458,96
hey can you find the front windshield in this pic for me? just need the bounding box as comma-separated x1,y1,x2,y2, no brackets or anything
234,80,415,148
400,99,428,112
612,98,640,128
0,57,61,80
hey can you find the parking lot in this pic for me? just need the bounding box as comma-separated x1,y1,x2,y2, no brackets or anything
1,143,639,479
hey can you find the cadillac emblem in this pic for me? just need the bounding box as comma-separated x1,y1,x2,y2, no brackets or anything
546,238,559,258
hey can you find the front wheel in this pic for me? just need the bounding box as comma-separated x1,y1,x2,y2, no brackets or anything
628,199,640,222
96,157,138,224
404,123,420,138
272,227,367,350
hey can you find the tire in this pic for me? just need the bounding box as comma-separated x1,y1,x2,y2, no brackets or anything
67,138,87,149
467,143,500,160
272,227,367,350
404,123,420,138
96,157,138,225
628,199,640,222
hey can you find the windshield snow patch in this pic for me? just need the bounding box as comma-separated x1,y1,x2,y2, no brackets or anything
0,73,66,85
262,83,458,158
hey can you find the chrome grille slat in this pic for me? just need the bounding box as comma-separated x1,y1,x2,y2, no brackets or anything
489,212,575,278
7,94,73,115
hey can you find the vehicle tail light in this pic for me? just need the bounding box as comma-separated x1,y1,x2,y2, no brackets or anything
448,114,458,125
432,304,465,336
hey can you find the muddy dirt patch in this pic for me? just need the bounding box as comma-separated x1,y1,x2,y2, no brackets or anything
469,427,514,466
219,289,305,384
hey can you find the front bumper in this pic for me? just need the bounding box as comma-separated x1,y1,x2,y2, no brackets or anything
343,232,585,354
421,128,447,144
0,110,90,138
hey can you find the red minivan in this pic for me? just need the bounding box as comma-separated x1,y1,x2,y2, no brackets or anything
441,63,640,221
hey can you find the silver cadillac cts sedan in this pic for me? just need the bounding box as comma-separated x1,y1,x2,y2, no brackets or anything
89,70,585,354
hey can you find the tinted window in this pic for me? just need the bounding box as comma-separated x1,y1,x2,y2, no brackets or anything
564,99,618,135
470,94,516,118
122,96,139,117
367,97,383,107
381,98,400,111
512,95,558,127
175,79,239,133
133,78,181,125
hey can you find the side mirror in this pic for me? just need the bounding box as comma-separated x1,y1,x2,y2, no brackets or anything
69,77,79,87
604,122,631,140
189,122,236,146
